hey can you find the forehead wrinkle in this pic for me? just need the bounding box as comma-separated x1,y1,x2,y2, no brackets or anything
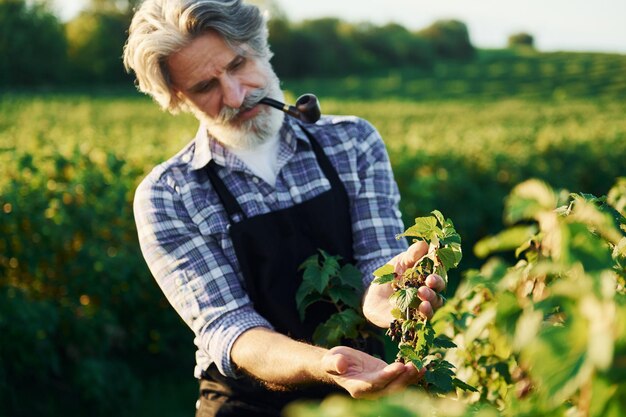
167,33,238,91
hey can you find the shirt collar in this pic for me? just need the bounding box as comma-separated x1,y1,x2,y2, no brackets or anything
190,123,212,171
189,117,312,171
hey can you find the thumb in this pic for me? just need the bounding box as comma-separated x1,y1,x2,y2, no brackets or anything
322,350,349,375
395,241,428,274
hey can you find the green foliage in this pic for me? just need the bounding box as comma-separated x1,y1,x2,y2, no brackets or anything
0,146,194,416
286,50,626,101
287,178,626,416
65,9,133,83
508,33,535,50
268,17,442,78
2,84,625,414
418,20,475,60
296,251,378,348
313,96,626,291
0,0,68,86
375,211,473,393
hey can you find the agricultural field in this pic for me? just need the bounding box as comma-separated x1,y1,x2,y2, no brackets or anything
3,84,625,271
1,50,626,416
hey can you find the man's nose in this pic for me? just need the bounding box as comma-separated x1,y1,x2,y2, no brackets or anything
221,76,246,109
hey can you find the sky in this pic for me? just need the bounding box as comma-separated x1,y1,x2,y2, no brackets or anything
51,0,626,54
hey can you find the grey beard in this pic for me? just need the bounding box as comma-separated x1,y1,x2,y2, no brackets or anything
194,70,286,150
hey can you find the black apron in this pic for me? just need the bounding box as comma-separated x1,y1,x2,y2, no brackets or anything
199,129,358,416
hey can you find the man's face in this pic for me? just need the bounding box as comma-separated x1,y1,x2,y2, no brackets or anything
167,31,284,149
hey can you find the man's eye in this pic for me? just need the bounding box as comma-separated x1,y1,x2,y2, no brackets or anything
231,57,246,70
194,81,216,94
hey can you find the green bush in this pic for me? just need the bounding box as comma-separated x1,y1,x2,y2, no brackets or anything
65,10,132,84
2,91,625,414
418,20,475,60
0,0,68,86
0,148,193,416
508,32,535,50
285,178,626,416
268,18,441,78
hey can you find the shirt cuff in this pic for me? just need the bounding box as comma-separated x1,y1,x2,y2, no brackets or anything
359,257,391,287
200,305,274,378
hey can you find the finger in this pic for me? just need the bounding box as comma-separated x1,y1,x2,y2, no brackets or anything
417,286,437,305
356,363,407,398
431,292,445,309
378,363,420,395
381,361,407,377
373,362,407,387
395,242,428,274
418,301,434,319
425,274,446,292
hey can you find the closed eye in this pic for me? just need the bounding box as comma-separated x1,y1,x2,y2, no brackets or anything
228,56,246,72
191,79,218,94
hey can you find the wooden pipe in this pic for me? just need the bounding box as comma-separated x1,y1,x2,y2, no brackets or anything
259,94,321,123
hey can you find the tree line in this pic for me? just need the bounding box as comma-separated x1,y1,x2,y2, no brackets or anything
0,0,476,87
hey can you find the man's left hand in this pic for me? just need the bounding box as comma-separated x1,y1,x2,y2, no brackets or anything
362,242,446,328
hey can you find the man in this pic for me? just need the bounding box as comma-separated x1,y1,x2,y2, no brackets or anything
123,1,445,415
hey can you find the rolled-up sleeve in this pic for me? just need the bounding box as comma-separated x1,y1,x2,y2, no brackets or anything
133,173,272,378
350,120,408,285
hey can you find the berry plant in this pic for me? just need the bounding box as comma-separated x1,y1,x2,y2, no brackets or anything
373,210,475,393
296,250,378,348
287,178,626,417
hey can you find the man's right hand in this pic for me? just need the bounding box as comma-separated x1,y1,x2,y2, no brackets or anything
321,346,421,398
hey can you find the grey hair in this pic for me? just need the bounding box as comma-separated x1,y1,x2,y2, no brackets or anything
123,0,272,114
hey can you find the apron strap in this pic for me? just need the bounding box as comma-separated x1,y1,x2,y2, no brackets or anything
300,126,346,195
206,159,248,222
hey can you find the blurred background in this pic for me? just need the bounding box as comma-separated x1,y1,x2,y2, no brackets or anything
1,0,625,415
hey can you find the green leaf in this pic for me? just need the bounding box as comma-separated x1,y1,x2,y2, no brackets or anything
328,285,361,310
338,264,362,291
436,247,461,270
295,279,317,309
398,344,423,370
390,308,403,319
452,377,478,392
398,216,440,241
298,254,320,271
301,265,323,293
415,321,436,356
440,226,462,246
391,287,419,312
373,263,394,277
312,309,364,347
296,292,324,321
295,279,327,321
560,222,613,271
473,225,537,259
505,179,557,223
399,344,420,360
521,309,590,406
433,334,456,349
425,361,455,393
431,209,445,226
495,292,523,341
319,255,341,292
373,273,395,285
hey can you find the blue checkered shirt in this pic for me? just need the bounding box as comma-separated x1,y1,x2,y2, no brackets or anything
133,115,407,379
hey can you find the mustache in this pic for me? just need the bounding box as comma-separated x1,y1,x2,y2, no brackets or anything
216,87,271,124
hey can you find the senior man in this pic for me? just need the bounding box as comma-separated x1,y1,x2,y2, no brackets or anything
124,1,445,416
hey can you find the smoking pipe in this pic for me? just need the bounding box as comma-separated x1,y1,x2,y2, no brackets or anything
259,94,321,123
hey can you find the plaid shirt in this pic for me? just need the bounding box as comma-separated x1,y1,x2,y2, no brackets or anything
134,115,407,379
